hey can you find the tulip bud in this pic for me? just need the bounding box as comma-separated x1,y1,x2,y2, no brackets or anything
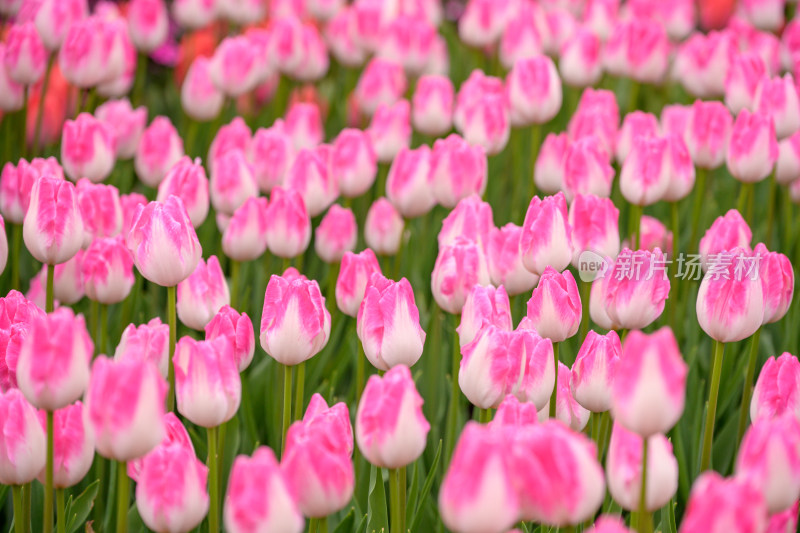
260,274,331,366
135,117,185,188
209,117,252,165
4,22,47,85
332,128,377,198
439,422,520,533
602,248,670,330
23,176,83,266
221,196,268,262
585,516,632,533
491,394,539,428
736,415,800,513
438,195,493,250
86,356,165,461
217,0,265,24
181,56,224,122
264,187,311,259
525,267,581,342
33,0,88,51
777,131,800,185
505,56,561,128
430,134,487,209
205,306,255,373
93,17,136,99
571,330,621,413
172,0,216,30
751,353,800,422
604,18,668,84
115,318,169,379
37,401,94,489
520,192,572,275
285,102,324,151
315,205,357,263
286,146,337,218
326,7,367,67
686,100,733,169
662,134,696,202
726,110,779,183
58,16,125,89
457,285,512,348
82,237,134,305
209,35,263,98
127,0,168,53
754,243,794,324
209,149,258,217
0,389,46,485
458,0,511,48
674,31,735,99
31,252,84,306
699,210,752,269
615,111,659,163
94,99,147,160
356,364,429,468
225,447,303,533
697,248,764,343
156,157,210,229
534,132,569,194
486,224,538,295
251,121,295,193
365,198,404,256
385,145,435,218
563,135,614,201
559,28,603,88
368,100,412,163
357,273,426,371
680,472,768,533
355,58,407,117
755,74,800,140
76,179,122,247
454,84,509,156
126,196,202,287
60,113,117,184
725,53,766,115
177,256,230,331
432,237,491,315
569,194,620,268
174,337,240,427
336,249,381,317
120,192,147,236
412,74,454,137
611,327,687,437
499,6,543,70
0,43,24,111
552,362,590,431
620,136,670,206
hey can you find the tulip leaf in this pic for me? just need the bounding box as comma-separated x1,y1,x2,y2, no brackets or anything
366,465,388,533
126,502,146,533
0,485,7,509
409,439,442,531
65,480,99,533
405,460,420,526
332,507,356,533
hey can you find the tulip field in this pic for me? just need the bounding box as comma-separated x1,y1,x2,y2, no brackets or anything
4,0,800,532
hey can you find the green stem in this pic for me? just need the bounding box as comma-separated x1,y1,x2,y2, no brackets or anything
94,457,106,528
669,201,680,329
549,342,560,419
598,411,611,461
783,189,794,258
116,461,128,533
11,223,21,290
22,483,30,533
765,174,777,248
629,203,643,250
399,466,407,533
183,115,200,158
282,256,292,273
32,54,54,156
56,489,65,533
736,181,753,224
356,338,366,403
44,410,53,533
21,86,29,160
46,263,54,313
591,411,600,449
132,53,147,107
99,304,108,356
294,361,305,420
167,285,177,412
527,124,541,202
736,328,761,449
689,166,708,254
637,437,652,533
579,280,590,341
12,485,24,533
230,259,240,309
376,163,389,199
320,517,329,533
207,426,219,533
628,80,641,114
479,408,492,424
282,364,293,456
445,314,462,462
700,339,725,472
389,468,400,533
309,518,319,533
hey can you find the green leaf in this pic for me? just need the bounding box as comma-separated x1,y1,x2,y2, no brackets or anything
126,502,146,533
405,460,420,527
332,508,356,533
65,480,99,533
366,465,388,533
409,439,442,531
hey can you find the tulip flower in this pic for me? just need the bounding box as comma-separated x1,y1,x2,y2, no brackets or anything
172,0,217,30
82,236,134,305
286,147,338,218
326,7,367,67
157,157,210,228
217,0,265,24
134,117,185,188
250,121,294,193
209,35,264,98
332,128,377,198
520,192,572,276
615,111,660,163
777,131,800,185
726,110,779,184
680,472,768,533
563,136,614,201
386,145,436,219
264,187,311,260
487,223,540,296
204,306,255,373
4,22,47,86
438,195,493,251
412,74,454,137
571,330,622,413
60,113,116,183
177,256,230,331
569,194,620,267
725,53,767,115
368,100,412,163
355,57,407,117
222,197,268,264
662,134,696,203
454,72,510,156
36,401,94,489
285,102,324,151
602,248,671,331
751,353,800,422
490,394,539,428
620,136,671,215
127,0,168,53
506,55,561,127
439,422,520,533
336,249,382,318
586,516,633,533
365,198,404,256
553,362,590,431
755,243,794,325
604,17,669,84
75,179,122,247
430,134,488,209
534,133,569,194
0,44,24,111
525,267,581,343
457,285,512,348
686,100,733,170
225,447,304,533
698,210,752,269
114,318,169,379
0,388,46,485
209,149,258,217
94,99,147,160
182,56,225,123
755,74,800,140
674,31,736,99
431,237,491,315
559,28,603,88
58,15,125,89
31,252,84,306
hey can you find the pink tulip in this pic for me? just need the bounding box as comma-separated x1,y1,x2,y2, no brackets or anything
0,292,44,392
603,17,668,84
268,16,304,74
386,145,435,218
461,325,554,410
126,412,194,481
134,117,185,188
61,112,118,185
755,74,800,140
217,0,265,24
364,198,404,255
662,134,696,202
454,72,510,156
325,7,367,67
86,356,165,461
586,516,633,533
29,251,84,306
551,362,589,430
221,197,268,262
126,196,202,287
251,121,295,193
534,133,569,194
181,56,225,122
611,328,687,437
225,447,303,533
35,401,94,488
506,55,561,127
635,216,674,255
524,267,581,342
430,134,487,209
491,394,539,428
412,74,454,136
751,353,800,422
606,422,678,511
177,256,230,331
499,4,544,70
680,472,768,533
563,136,614,201
210,149,258,217
739,0,785,30
286,147,337,218
431,237,491,315
378,15,437,76
699,209,752,268
0,388,46,485
792,178,800,204
777,131,800,185
569,194,620,267
438,195,493,251
767,503,799,533
674,31,736,98
620,136,670,206
315,205,357,263
336,249,382,317
520,192,572,276
331,128,376,198
156,157,209,228
93,16,136,99
120,192,147,236
754,243,794,324
571,330,621,413
487,223,539,296
508,421,605,525
288,23,331,83
285,102,323,151
209,35,264,98
458,0,512,48
602,248,670,330
205,306,255,373
33,0,88,51
568,90,619,155
686,100,733,169
354,58,407,117
357,274,426,371
264,186,311,259
281,395,354,517
368,100,412,163
209,117,252,165
58,16,124,89
736,415,800,513
725,53,767,115
115,318,169,379
356,364,429,468
76,178,122,246
615,111,659,163
439,422,520,533
727,110,779,183
0,44,24,111
3,22,47,85
127,0,168,52
23,176,83,266
172,0,216,29
559,28,603,88
136,442,209,532
457,285,512,348
174,336,240,427
94,99,147,160
82,236,134,305
260,274,331,366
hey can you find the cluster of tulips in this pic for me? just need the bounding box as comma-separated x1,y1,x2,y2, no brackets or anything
2,0,800,532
